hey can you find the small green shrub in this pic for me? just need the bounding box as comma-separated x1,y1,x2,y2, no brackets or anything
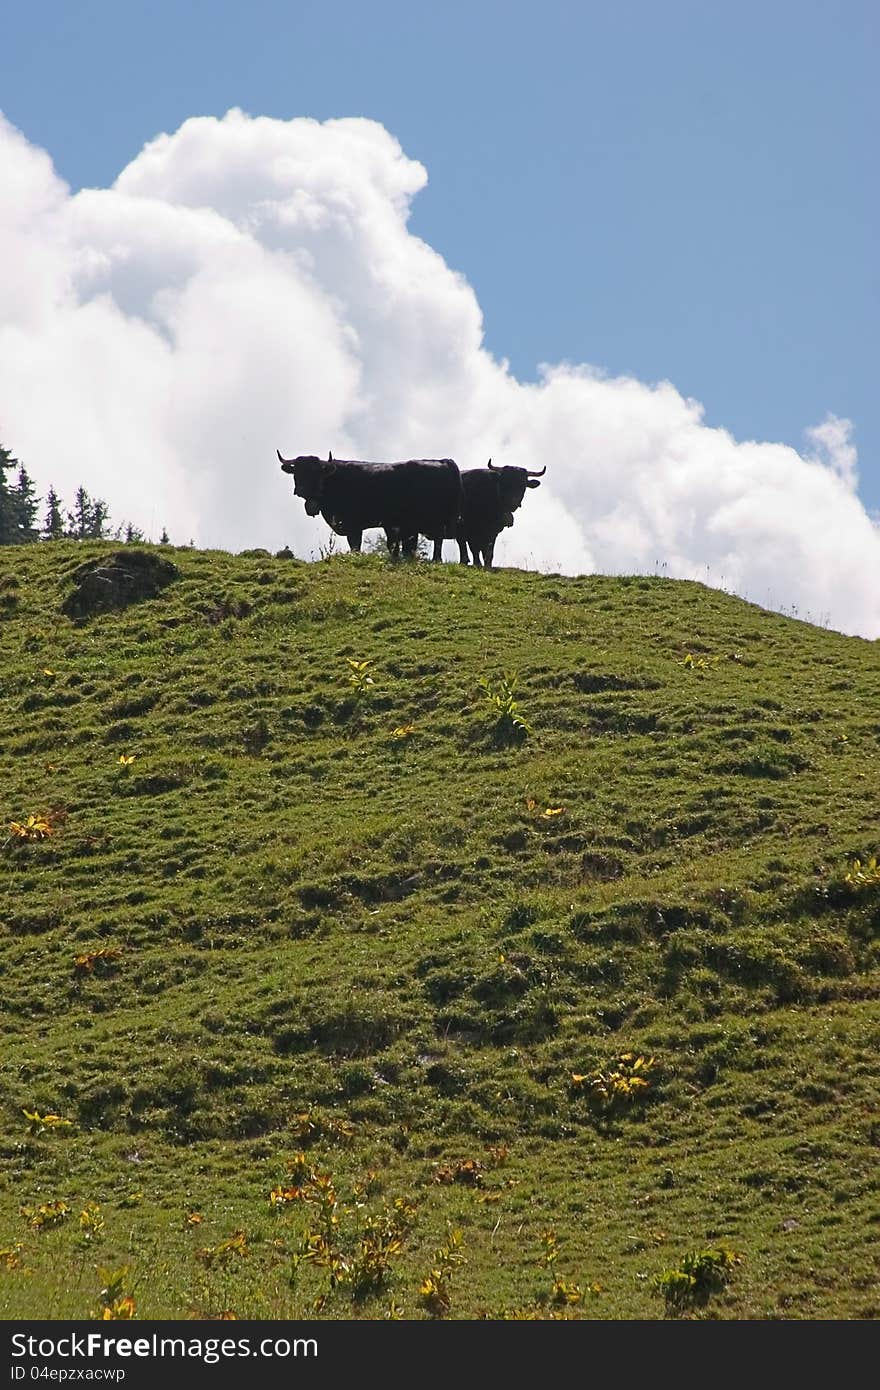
479,672,531,738
652,1246,741,1313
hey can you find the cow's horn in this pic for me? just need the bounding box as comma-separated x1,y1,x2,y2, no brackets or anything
328,451,333,462
525,465,547,477
487,458,497,470
277,449,294,465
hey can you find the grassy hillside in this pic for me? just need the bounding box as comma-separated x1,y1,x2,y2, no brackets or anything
0,541,878,1321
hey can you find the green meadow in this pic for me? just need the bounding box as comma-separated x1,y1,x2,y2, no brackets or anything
0,541,878,1320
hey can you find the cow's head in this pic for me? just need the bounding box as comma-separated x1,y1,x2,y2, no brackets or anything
487,459,546,522
277,450,336,516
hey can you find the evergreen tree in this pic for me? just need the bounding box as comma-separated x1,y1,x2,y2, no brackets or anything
43,486,65,540
0,445,21,544
67,486,112,540
67,486,92,540
159,527,170,545
14,466,40,543
0,446,40,545
90,497,111,539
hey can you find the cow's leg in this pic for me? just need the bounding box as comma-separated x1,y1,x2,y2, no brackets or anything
483,538,497,570
385,529,400,558
402,534,419,558
456,529,470,565
430,536,444,562
469,543,483,568
346,530,363,552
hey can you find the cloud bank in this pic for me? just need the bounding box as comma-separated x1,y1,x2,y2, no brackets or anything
1,108,878,637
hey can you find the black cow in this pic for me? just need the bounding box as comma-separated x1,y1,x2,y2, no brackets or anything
455,460,546,568
277,451,463,561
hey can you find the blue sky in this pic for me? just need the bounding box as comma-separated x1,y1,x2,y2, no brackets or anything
1,1,878,633
3,0,876,505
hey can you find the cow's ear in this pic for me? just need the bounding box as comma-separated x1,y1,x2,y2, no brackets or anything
527,478,542,488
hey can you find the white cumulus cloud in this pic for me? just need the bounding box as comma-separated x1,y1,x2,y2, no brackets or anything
1,107,878,637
